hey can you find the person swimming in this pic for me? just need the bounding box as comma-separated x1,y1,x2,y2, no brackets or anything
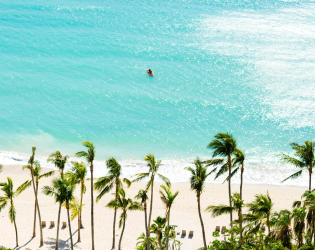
148,69,153,75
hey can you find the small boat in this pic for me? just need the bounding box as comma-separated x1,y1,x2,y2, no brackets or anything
147,69,154,76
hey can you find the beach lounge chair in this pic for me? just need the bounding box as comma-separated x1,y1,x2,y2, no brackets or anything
50,221,55,228
42,221,46,227
262,226,266,233
62,222,67,228
221,226,226,234
25,248,29,250
177,230,180,235
181,230,186,237
215,226,220,232
188,231,193,238
171,230,175,235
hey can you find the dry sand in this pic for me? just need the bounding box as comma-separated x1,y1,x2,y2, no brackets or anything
0,164,307,250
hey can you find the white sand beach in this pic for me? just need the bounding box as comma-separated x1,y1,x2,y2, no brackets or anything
0,165,307,250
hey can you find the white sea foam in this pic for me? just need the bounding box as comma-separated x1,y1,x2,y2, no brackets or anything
0,150,308,188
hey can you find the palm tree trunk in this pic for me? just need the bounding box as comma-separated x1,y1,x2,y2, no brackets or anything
91,163,95,250
228,155,232,223
240,166,244,200
166,210,170,250
30,167,43,246
197,193,207,250
32,184,37,238
118,214,126,250
78,211,81,242
239,210,243,244
80,183,84,229
148,176,154,231
55,203,61,250
240,166,244,244
67,207,74,250
112,182,118,249
13,213,18,247
309,170,312,191
144,202,149,250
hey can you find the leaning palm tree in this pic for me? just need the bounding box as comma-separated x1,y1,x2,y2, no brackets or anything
206,132,238,223
76,141,96,250
47,151,69,177
160,184,179,250
135,189,150,250
107,188,142,250
279,141,315,190
0,177,29,247
94,157,131,249
28,147,44,246
133,154,170,231
206,192,244,243
185,158,212,250
62,198,84,243
22,161,55,240
65,161,87,242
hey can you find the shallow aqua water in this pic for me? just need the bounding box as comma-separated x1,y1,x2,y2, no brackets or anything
1,0,315,164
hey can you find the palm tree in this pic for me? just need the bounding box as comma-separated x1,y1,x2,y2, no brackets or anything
135,189,150,250
206,192,244,243
28,146,44,246
65,161,87,242
47,151,69,177
185,158,212,250
42,177,72,249
245,192,274,234
0,177,29,247
279,141,315,190
159,184,179,250
270,209,292,249
107,189,142,250
76,141,96,250
94,157,131,249
150,216,166,250
231,149,246,200
62,198,84,243
292,207,306,248
133,154,170,231
207,132,238,223
22,161,55,240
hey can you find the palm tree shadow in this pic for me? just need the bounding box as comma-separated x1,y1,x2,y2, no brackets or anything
45,229,79,249
13,237,34,250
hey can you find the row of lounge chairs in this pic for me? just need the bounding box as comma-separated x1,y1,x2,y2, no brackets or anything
41,221,68,228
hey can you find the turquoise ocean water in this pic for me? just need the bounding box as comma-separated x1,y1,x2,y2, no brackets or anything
1,0,315,185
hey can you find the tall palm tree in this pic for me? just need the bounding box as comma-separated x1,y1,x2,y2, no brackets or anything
270,209,292,249
150,216,166,250
22,161,55,239
245,192,274,234
28,147,44,246
206,192,244,243
159,184,179,250
135,189,150,250
76,141,96,250
65,161,87,242
292,207,306,248
62,198,85,243
231,149,245,200
185,158,212,250
207,132,238,223
279,141,315,190
47,151,69,177
107,189,142,250
0,177,29,247
94,157,131,249
133,154,170,231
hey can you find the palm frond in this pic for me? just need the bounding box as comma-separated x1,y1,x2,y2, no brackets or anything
16,180,32,196
282,170,303,183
